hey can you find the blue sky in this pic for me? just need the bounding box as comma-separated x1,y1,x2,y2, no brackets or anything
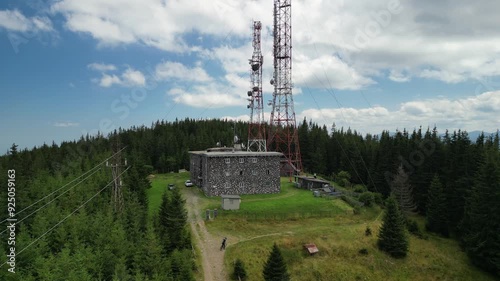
1,0,500,153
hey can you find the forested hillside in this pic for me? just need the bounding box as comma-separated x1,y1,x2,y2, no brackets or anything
0,133,194,280
0,118,499,277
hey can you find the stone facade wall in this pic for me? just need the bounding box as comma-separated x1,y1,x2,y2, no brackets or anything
190,154,203,186
189,153,281,196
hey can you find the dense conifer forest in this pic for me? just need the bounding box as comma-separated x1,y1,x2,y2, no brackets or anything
0,118,499,278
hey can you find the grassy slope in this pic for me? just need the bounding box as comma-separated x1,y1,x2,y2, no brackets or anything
148,173,496,281
146,172,190,214
146,172,205,280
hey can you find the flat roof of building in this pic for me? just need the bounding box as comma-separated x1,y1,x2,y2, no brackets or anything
189,150,283,157
295,175,330,184
221,195,241,199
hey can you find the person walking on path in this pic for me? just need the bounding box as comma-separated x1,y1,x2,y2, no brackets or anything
220,237,227,251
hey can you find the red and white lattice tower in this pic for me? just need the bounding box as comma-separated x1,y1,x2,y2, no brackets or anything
247,21,267,152
268,0,302,175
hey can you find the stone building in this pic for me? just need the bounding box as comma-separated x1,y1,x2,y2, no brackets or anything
189,147,282,196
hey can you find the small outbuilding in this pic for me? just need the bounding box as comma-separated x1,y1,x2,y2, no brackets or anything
303,243,319,255
221,195,241,210
295,176,331,190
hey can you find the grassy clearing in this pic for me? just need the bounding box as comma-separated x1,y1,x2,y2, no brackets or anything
205,178,355,221
147,172,203,280
146,172,190,214
220,217,495,281
148,173,496,281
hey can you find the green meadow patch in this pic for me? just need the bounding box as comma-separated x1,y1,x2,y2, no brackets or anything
149,173,497,281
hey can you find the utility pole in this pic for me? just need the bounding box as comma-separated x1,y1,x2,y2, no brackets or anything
107,134,127,214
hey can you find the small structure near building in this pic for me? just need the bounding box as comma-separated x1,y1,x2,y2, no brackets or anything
295,175,331,190
303,243,319,255
221,195,241,210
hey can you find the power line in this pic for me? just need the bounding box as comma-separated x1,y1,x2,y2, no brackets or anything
0,166,130,268
0,167,102,237
1,165,100,225
0,147,126,226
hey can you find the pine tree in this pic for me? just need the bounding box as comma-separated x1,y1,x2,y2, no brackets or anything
232,259,247,281
461,153,500,276
134,226,163,278
263,243,290,281
170,249,195,281
157,188,190,253
426,175,449,236
377,196,409,258
391,164,417,214
157,192,172,254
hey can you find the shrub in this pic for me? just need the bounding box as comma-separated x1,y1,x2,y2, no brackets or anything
144,165,154,175
358,192,374,207
341,195,363,209
358,248,369,255
373,193,384,206
353,185,367,193
365,226,372,236
336,171,351,187
406,218,426,239
232,259,247,281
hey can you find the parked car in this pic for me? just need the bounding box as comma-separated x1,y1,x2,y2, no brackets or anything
184,180,194,187
168,183,175,190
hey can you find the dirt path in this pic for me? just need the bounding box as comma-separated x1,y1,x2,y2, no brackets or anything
185,189,228,281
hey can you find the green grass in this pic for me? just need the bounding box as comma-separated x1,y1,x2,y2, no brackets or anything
219,218,496,281
148,173,497,281
204,178,354,221
146,172,204,280
146,172,190,214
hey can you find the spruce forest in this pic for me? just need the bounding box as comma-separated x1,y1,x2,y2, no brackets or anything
0,118,499,279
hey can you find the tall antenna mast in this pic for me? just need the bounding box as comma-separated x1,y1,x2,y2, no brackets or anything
268,0,302,175
247,21,266,152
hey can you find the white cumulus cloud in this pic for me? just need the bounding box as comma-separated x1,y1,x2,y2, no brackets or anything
0,9,53,33
53,122,80,127
155,61,212,82
88,63,117,72
89,64,146,88
298,91,500,134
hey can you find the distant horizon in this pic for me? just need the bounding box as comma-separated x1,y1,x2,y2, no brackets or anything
2,117,498,155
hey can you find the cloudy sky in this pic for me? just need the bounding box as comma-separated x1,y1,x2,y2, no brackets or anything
1,0,499,153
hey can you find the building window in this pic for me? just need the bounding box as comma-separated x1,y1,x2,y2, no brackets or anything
225,158,230,164
239,182,244,189
239,158,244,163
225,182,230,189
251,158,257,163
239,170,243,176
267,170,270,175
